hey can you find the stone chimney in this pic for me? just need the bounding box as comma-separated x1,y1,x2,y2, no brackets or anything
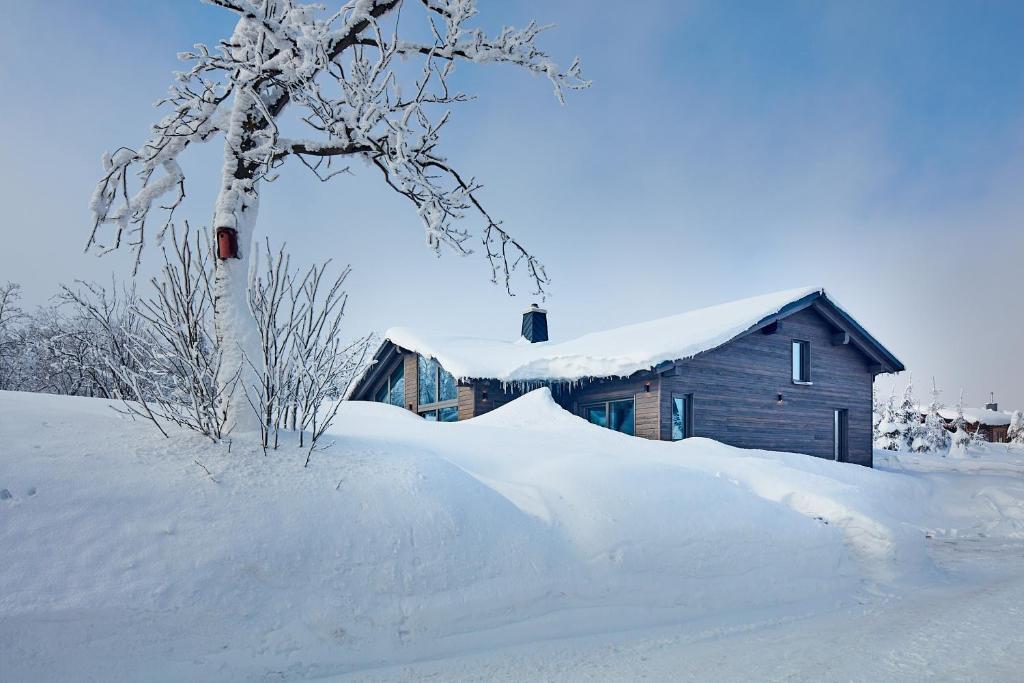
985,392,998,412
521,304,548,343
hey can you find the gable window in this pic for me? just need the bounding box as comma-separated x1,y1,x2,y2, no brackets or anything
671,394,693,440
583,398,635,435
791,340,811,383
417,356,458,421
374,363,405,407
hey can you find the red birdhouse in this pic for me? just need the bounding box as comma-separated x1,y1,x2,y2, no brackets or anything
216,228,238,260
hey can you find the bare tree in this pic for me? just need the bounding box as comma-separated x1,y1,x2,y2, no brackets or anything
244,240,372,453
112,228,232,439
87,0,587,430
0,282,26,390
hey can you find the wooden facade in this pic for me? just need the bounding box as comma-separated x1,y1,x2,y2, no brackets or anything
350,293,903,467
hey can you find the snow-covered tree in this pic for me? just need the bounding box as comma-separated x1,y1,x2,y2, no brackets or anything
0,282,26,391
1008,410,1024,448
896,378,922,451
948,390,972,458
87,0,589,431
875,390,902,451
915,377,951,453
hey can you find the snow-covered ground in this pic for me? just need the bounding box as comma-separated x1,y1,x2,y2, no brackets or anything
2,389,1023,681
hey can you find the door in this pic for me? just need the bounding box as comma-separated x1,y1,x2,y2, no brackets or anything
833,409,849,462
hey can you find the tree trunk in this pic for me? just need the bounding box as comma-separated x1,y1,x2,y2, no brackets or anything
213,88,267,435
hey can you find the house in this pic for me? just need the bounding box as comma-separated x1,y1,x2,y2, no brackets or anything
349,287,905,467
917,400,1013,443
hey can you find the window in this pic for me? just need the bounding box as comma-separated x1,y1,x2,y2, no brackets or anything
672,394,693,441
417,356,458,420
833,409,849,461
583,398,635,435
421,406,459,422
417,356,456,405
374,363,405,407
792,340,811,383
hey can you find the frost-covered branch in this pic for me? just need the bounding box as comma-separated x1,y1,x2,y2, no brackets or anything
88,0,587,294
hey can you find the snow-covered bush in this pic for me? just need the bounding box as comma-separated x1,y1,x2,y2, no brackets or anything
100,228,230,440
245,241,372,455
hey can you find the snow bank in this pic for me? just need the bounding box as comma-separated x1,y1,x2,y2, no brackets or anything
2,389,1023,680
385,286,828,381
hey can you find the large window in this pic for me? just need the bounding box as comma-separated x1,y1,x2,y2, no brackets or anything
417,356,458,421
672,394,693,441
374,363,405,407
583,398,635,435
792,340,811,383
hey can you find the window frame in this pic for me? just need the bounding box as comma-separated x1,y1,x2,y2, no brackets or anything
791,339,812,384
581,397,636,436
373,361,405,407
417,355,459,417
833,408,849,462
671,393,694,441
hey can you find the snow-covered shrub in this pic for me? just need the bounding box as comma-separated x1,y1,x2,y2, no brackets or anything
99,228,231,440
245,241,372,455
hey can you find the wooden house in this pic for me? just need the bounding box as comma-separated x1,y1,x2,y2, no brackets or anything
349,288,905,467
917,402,1012,443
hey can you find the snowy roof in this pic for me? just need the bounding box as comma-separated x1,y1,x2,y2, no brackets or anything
379,286,900,383
917,405,1013,426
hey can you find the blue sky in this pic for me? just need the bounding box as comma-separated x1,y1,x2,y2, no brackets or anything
1,0,1022,407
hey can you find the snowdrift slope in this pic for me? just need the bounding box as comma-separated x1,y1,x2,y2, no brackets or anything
1,389,1020,681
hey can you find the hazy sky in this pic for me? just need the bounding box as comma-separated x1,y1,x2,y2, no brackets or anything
1,0,1022,408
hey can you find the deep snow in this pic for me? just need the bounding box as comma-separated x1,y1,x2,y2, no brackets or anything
2,389,1023,681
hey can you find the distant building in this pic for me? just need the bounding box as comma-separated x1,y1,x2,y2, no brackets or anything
349,288,904,467
918,399,1012,443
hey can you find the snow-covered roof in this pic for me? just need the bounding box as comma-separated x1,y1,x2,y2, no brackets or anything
917,405,1013,426
382,286,894,383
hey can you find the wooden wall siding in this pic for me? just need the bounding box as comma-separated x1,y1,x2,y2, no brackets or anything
457,384,475,421
567,375,662,440
659,307,875,466
403,353,418,412
470,380,527,417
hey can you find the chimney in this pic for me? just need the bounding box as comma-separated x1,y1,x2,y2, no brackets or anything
985,392,998,412
521,303,549,343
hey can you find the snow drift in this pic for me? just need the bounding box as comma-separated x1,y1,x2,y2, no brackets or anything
2,389,1022,681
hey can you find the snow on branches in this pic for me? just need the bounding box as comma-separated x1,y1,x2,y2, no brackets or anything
86,0,589,293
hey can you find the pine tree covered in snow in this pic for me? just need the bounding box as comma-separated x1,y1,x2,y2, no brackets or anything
916,377,951,453
896,379,922,452
876,390,902,451
86,0,589,431
872,387,883,443
948,390,972,458
1009,411,1024,448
